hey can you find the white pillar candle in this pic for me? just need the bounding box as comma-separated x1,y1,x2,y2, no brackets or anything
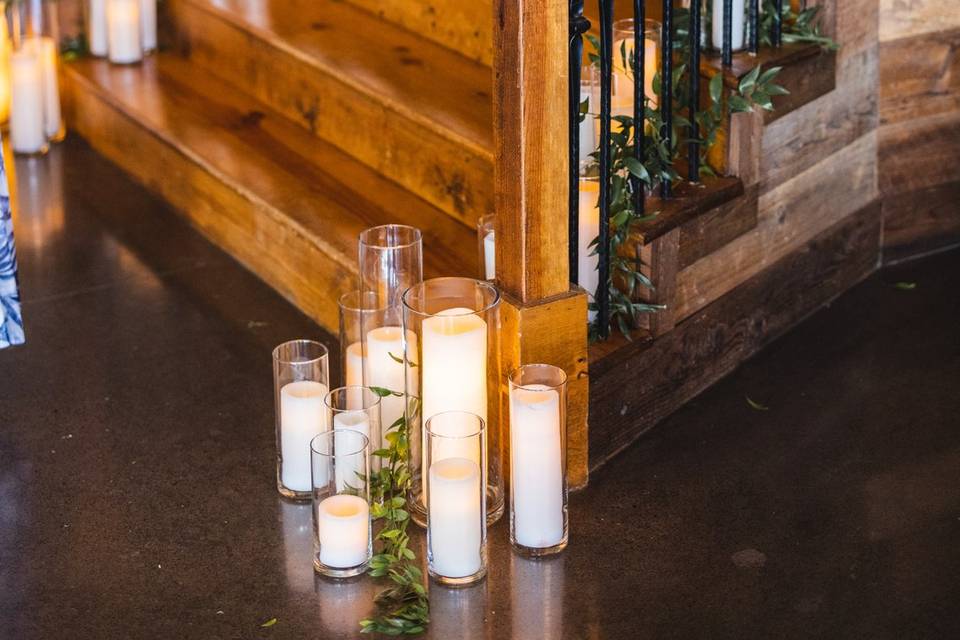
578,179,600,321
316,494,369,569
0,17,11,124
140,0,158,52
510,384,564,548
712,0,746,52
421,308,487,424
611,33,659,119
88,0,109,56
428,457,482,578
483,231,495,280
37,38,62,140
10,48,46,154
280,380,329,493
365,326,417,444
107,0,143,65
578,89,595,165
332,411,370,493
344,341,365,408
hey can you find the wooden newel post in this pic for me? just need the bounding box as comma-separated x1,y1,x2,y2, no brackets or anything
492,0,590,489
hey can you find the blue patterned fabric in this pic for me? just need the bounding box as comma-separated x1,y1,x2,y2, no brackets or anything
0,139,24,349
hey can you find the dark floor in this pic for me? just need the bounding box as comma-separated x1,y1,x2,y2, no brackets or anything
1,138,959,640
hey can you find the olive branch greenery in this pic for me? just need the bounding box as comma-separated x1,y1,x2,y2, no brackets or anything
359,386,429,636
759,1,838,50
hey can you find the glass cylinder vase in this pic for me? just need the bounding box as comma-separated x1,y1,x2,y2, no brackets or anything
274,339,330,500
323,386,382,472
476,215,495,281
358,224,423,317
425,411,487,586
310,429,372,578
708,0,748,53
611,18,661,117
402,277,503,527
338,291,378,403
508,364,569,556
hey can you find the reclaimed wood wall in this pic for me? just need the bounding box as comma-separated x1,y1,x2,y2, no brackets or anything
878,0,960,262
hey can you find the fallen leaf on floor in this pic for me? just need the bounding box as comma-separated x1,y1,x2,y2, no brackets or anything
247,320,269,329
746,396,769,411
893,282,917,290
260,618,278,628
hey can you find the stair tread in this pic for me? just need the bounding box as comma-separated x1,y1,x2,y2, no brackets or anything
66,54,477,279
188,0,493,155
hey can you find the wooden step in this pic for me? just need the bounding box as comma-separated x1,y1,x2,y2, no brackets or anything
62,54,477,332
164,0,495,227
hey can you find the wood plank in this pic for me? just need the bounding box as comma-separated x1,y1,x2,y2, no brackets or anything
588,201,882,472
493,0,570,302
882,180,960,263
167,0,495,226
345,0,493,66
761,49,836,124
677,131,878,321
879,0,960,42
879,110,960,198
639,228,680,337
679,183,759,268
880,27,960,126
631,176,744,245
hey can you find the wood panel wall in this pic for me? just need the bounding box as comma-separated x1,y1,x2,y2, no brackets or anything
878,0,960,262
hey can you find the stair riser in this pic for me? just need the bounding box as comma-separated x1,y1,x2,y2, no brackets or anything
166,0,494,227
64,71,353,332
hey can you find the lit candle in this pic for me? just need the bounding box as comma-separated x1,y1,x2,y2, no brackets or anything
421,308,487,425
140,0,158,53
280,380,329,493
107,0,143,65
578,179,600,320
316,494,369,569
712,0,746,52
482,231,495,280
344,341,365,407
364,326,416,444
333,412,370,492
428,457,482,578
10,47,46,154
0,17,11,124
88,0,109,57
37,38,62,140
612,26,659,119
510,384,564,548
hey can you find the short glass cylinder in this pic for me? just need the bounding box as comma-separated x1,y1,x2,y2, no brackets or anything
425,411,487,585
274,339,330,500
476,215,495,281
338,291,378,393
310,429,372,578
106,0,143,64
358,224,423,317
508,364,569,556
611,18,661,114
6,0,63,154
402,277,504,527
323,386,382,468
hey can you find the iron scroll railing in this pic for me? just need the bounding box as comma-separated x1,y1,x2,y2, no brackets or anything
568,0,784,339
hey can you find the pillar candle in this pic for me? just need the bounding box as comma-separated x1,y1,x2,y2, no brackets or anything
712,0,746,52
333,411,370,493
510,384,564,548
10,48,46,154
140,0,158,52
0,17,11,124
365,326,416,444
107,0,143,65
88,0,109,57
344,341,365,408
316,494,369,569
612,32,659,119
578,179,600,321
482,231,495,280
421,308,487,425
37,38,62,140
428,457,482,578
280,380,329,493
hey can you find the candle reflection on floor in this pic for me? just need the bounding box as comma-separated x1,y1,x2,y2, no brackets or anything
430,579,490,640
315,574,372,635
279,499,314,594
510,554,565,640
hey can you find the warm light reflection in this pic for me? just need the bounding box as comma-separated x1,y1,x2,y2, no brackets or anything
11,150,65,250
511,554,566,640
279,500,314,593
314,575,371,635
430,580,489,640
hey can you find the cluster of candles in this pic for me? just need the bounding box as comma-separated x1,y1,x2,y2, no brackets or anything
88,0,157,64
273,225,570,585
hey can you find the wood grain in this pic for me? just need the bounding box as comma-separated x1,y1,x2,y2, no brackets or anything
679,183,759,268
880,27,960,126
879,110,960,197
882,180,960,262
588,201,881,472
639,228,680,337
879,0,960,42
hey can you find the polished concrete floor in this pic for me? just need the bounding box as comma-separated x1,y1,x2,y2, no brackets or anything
1,138,959,639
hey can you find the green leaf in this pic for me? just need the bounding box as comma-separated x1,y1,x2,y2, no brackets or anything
728,95,753,113
260,618,278,628
758,66,782,85
894,281,917,290
746,396,770,412
740,65,761,94
369,386,395,398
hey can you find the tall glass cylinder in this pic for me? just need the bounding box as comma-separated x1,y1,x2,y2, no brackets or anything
611,18,661,118
323,386,382,474
7,0,63,154
425,411,487,586
274,339,330,500
310,429,371,578
87,0,109,56
508,364,568,556
358,224,423,317
476,215,495,281
402,277,503,527
338,291,377,405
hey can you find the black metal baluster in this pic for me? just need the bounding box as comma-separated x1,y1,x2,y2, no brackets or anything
660,0,673,198
597,0,613,337
749,0,759,54
689,0,701,182
632,0,645,216
568,0,590,286
722,0,733,66
773,0,783,46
